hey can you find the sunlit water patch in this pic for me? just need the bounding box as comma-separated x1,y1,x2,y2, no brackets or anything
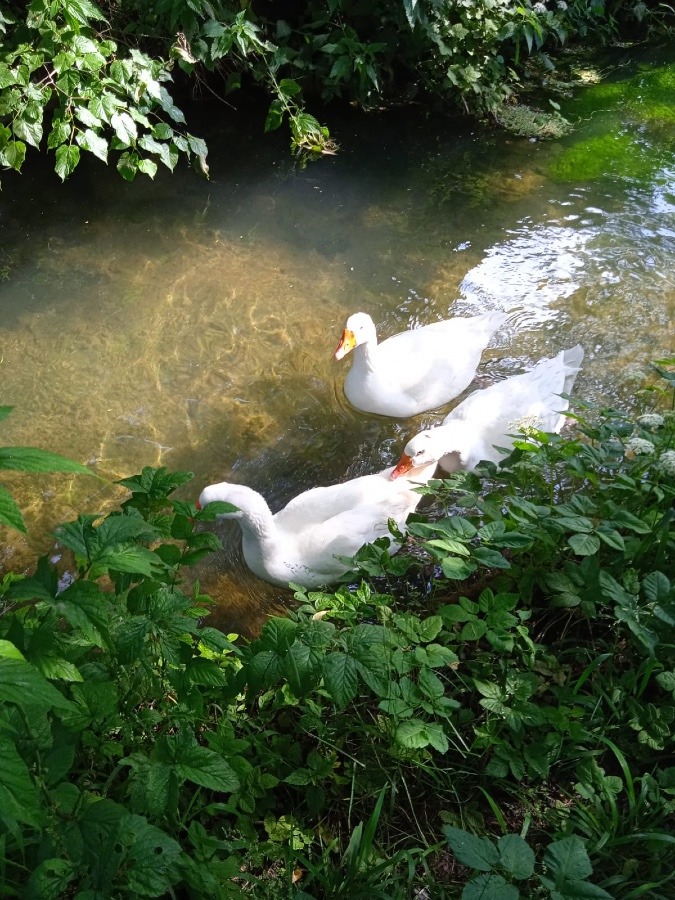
0,45,673,634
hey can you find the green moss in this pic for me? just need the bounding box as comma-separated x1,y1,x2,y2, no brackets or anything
549,132,664,182
550,61,675,182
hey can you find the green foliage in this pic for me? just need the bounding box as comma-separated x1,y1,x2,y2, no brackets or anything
444,827,612,898
0,383,674,896
1,0,667,179
0,406,94,532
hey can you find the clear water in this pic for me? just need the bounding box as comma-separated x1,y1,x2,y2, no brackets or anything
1,46,673,634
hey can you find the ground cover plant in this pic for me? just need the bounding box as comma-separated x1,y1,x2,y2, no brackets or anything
0,361,673,897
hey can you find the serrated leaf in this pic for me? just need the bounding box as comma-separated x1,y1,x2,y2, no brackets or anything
117,151,138,181
167,737,240,792
0,737,43,826
497,834,535,879
322,652,358,708
138,158,158,179
76,127,108,162
418,615,443,641
460,619,488,641
0,447,92,475
0,658,74,711
544,835,592,881
13,117,43,148
25,858,77,898
396,718,434,749
111,111,137,145
55,143,80,180
567,533,600,556
122,814,182,896
34,656,83,682
444,826,499,871
90,546,166,579
3,139,26,171
462,872,520,900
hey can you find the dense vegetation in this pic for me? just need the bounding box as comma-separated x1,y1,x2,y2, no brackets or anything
0,361,673,897
0,0,671,183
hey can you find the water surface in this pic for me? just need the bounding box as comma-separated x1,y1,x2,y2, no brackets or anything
1,45,673,634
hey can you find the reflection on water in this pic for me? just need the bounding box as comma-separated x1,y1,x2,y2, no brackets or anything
0,46,673,635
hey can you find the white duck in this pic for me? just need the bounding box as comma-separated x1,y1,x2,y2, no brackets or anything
334,310,507,417
197,461,437,589
391,345,584,477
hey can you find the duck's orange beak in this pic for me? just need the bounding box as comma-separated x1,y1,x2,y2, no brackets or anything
195,500,202,510
390,453,413,480
334,329,357,360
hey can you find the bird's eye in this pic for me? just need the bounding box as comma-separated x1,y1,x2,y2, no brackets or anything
416,449,424,457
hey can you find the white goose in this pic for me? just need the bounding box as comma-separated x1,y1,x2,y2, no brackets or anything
198,461,437,589
391,345,584,477
334,310,507,417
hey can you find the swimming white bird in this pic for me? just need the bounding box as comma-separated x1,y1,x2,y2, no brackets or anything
197,461,438,589
391,345,584,477
334,310,507,417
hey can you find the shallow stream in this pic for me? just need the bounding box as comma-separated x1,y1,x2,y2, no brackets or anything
1,45,673,634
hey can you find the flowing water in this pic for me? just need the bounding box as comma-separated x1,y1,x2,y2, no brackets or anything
1,46,673,635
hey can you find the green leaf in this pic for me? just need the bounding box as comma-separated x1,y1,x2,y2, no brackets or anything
0,447,92,475
549,880,613,899
13,117,43,148
594,527,625,551
444,826,499,871
278,78,302,98
0,640,25,660
34,656,83,682
89,546,166,579
63,0,106,26
396,718,435,749
0,658,74,711
138,158,158,179
2,139,26,171
544,836,593,881
441,557,477,580
74,105,101,128
462,872,520,900
173,742,240,793
460,620,488,641
25,859,77,899
117,151,139,181
473,548,511,570
111,111,138,146
418,615,443,641
76,127,108,162
497,834,535,879
0,483,26,531
567,533,600,556
265,99,284,132
52,580,109,647
643,571,670,604
322,652,358,708
54,143,80,180
0,736,42,826
418,667,445,699
0,406,13,422
123,814,182,896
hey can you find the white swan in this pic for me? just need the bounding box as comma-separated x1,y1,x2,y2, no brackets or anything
198,461,438,589
391,345,584,477
334,310,507,417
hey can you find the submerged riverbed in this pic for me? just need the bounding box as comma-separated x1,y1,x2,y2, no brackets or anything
0,44,673,634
